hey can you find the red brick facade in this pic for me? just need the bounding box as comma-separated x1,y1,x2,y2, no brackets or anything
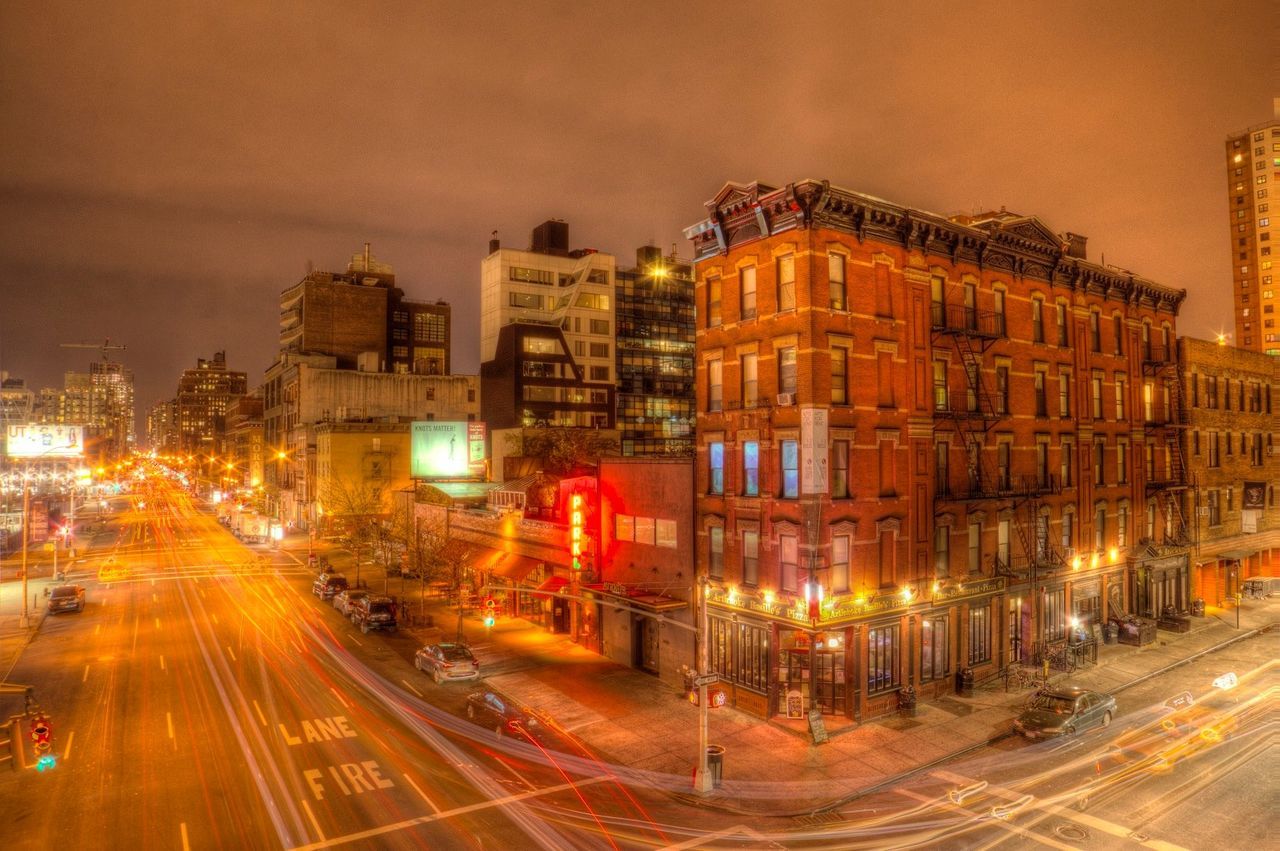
687,180,1187,722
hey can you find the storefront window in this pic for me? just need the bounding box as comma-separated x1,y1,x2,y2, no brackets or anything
1044,588,1066,642
921,615,949,682
968,603,991,665
709,617,769,695
868,624,900,693
778,630,845,715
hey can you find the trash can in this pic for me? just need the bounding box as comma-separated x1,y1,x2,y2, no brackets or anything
1103,622,1118,645
899,685,918,717
1191,598,1205,618
956,667,975,698
705,745,725,788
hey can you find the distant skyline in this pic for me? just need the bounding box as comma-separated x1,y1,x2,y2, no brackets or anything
1,1,1275,436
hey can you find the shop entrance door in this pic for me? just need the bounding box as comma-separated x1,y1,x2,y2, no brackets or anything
633,615,660,675
811,650,846,715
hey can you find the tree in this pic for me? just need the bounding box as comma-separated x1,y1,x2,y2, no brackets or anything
507,428,618,476
407,506,475,640
319,475,386,589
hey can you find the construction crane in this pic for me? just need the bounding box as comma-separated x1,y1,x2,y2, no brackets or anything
60,338,127,363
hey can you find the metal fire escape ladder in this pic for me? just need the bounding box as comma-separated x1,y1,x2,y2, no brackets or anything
1143,343,1192,547
933,303,1004,502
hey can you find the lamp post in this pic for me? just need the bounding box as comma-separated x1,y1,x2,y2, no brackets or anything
693,576,713,794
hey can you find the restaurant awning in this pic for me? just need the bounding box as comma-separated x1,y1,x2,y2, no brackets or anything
1216,549,1258,562
535,576,570,594
493,552,542,582
587,583,688,613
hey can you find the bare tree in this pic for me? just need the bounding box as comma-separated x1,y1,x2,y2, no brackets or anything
409,508,474,639
319,475,386,589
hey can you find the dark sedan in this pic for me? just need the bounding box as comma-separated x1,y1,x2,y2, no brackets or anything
1013,686,1115,738
465,690,544,742
47,584,86,614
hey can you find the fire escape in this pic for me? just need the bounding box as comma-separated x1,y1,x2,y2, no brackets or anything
931,303,1063,579
1142,342,1191,547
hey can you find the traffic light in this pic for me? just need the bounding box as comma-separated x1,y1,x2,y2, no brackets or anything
483,597,496,628
30,715,55,770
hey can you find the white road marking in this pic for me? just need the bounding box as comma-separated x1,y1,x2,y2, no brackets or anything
167,712,175,740
94,624,101,636
155,617,161,630
180,822,190,851
63,731,74,761
153,593,158,602
346,633,363,647
226,646,237,662
300,800,326,842
402,773,440,813
82,665,90,683
212,613,218,624
160,655,166,672
252,699,267,726
291,776,610,850
329,688,350,709
401,679,423,698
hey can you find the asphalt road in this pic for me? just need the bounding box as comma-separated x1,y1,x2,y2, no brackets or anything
0,474,673,850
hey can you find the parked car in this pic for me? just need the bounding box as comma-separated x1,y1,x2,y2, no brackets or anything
465,690,543,742
1013,686,1115,739
349,595,397,634
312,573,349,600
47,584,86,614
415,643,480,684
332,589,369,616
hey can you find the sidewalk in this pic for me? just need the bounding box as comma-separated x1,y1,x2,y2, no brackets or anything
394,589,1277,815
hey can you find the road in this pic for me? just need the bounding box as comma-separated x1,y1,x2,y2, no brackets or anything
0,473,672,850
1,468,1274,850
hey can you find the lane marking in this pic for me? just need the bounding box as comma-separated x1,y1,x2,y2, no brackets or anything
160,655,166,672
226,646,237,662
402,773,440,813
153,593,158,602
180,823,190,851
329,688,350,709
212,613,218,624
94,624,101,636
346,633,363,647
252,699,268,726
167,712,175,740
63,731,74,761
82,665,90,683
292,776,610,850
401,679,424,698
300,800,326,842
155,617,161,630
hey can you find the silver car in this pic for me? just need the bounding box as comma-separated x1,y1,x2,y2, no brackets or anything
1014,686,1116,738
415,643,480,684
333,589,369,616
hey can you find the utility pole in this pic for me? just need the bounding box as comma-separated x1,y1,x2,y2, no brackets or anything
693,576,712,793
19,467,31,629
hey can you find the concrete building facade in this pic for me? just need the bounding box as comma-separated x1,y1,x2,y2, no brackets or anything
1225,100,1280,355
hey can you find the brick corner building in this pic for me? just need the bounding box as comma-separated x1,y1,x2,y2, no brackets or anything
686,179,1188,723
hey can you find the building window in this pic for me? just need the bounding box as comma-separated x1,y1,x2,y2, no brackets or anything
780,439,799,498
831,440,850,498
742,441,759,497
935,441,950,497
510,291,544,310
877,350,894,407
707,277,722,327
1090,311,1102,352
1032,298,1044,343
590,319,609,335
831,347,848,404
589,366,609,381
996,366,1010,415
709,526,724,579
708,359,722,412
829,253,846,310
1208,431,1220,467
779,534,798,592
831,534,850,593
778,346,797,396
967,520,981,572
1036,441,1050,488
1094,503,1106,549
1117,503,1128,548
921,615,949,682
868,625,901,694
1057,302,1069,346
998,519,1011,570
997,442,1011,490
589,342,609,358
1044,589,1066,642
1116,441,1128,485
1061,439,1074,488
1062,511,1074,553
742,530,759,585
741,353,758,408
1113,314,1124,355
1207,490,1220,526
1034,369,1048,417
1091,374,1104,419
1059,372,1072,417
1115,375,1127,421
739,267,756,320
934,525,950,576
969,603,991,665
777,254,795,311
1094,439,1106,486
993,289,1006,335
708,441,724,495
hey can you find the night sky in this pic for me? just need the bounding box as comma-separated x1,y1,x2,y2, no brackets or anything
1,1,1273,436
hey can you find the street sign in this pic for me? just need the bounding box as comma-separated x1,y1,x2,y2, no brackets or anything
692,673,719,688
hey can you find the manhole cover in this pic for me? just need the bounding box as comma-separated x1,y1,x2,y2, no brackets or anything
1055,824,1089,841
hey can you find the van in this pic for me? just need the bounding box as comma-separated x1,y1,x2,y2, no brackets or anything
1242,576,1280,599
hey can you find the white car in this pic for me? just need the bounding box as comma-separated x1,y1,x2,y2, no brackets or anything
333,589,369,616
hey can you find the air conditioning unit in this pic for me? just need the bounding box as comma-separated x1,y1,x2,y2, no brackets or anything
776,393,796,406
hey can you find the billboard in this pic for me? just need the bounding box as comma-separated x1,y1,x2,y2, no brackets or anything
411,421,487,479
6,425,84,458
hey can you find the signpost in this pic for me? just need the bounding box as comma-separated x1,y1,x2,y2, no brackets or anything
692,673,719,689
